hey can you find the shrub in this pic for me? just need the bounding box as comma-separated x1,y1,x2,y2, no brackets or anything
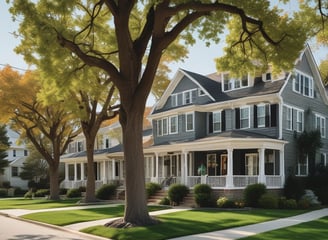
0,188,7,197
59,188,67,195
146,182,161,198
24,190,33,199
217,197,236,208
159,197,170,205
34,189,50,198
194,184,213,207
284,175,305,201
66,188,82,198
244,183,267,207
298,198,310,209
168,184,189,206
279,197,298,209
2,181,10,189
96,184,117,200
14,187,27,197
258,193,278,209
315,186,328,205
78,186,86,192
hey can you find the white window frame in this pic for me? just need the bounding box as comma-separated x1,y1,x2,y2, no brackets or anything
286,106,292,130
321,153,327,166
240,106,250,129
213,111,222,133
198,88,206,96
183,91,191,105
315,114,326,138
157,119,163,136
296,109,304,133
245,153,259,175
169,115,178,134
171,94,177,107
222,73,249,92
257,104,266,128
162,117,168,135
293,71,314,98
185,112,194,132
296,156,308,176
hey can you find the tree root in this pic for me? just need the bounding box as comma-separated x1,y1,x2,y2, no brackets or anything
104,217,160,228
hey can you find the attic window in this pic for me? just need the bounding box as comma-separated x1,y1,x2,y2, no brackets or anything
222,73,249,91
198,88,206,96
293,71,313,98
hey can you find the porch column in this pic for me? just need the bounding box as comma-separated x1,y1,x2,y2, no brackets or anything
74,162,77,181
226,148,234,188
280,149,285,187
258,148,266,184
112,159,116,180
182,151,188,185
64,163,69,181
151,155,155,180
155,153,159,183
81,163,85,180
102,161,107,184
119,159,124,180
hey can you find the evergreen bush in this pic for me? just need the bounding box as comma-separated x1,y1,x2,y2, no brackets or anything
66,188,82,198
217,196,236,208
244,183,267,207
283,175,305,201
0,188,7,197
96,184,117,200
159,197,170,205
258,193,278,209
34,189,50,197
146,182,161,198
24,190,33,199
168,184,189,205
194,184,214,207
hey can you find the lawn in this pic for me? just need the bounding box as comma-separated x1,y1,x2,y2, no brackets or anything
0,198,80,210
241,216,328,240
22,205,169,226
81,209,307,240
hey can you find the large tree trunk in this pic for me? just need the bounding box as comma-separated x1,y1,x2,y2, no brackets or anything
48,164,60,200
84,138,97,202
120,104,155,226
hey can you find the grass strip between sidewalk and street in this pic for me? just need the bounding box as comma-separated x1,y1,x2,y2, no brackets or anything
80,209,307,240
241,216,328,240
0,198,80,210
21,205,168,226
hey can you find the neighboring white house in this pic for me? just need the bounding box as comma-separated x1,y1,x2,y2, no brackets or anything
0,127,28,189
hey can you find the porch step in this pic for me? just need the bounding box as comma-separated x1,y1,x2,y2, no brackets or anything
148,189,167,204
181,191,196,208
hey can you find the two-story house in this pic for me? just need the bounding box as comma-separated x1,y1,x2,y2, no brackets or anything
146,45,328,196
0,127,29,189
60,46,328,198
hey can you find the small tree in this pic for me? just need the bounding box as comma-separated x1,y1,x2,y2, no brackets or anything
0,125,10,175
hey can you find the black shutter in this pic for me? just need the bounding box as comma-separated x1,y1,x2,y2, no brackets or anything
209,112,213,133
254,105,258,128
270,104,278,127
222,110,226,131
265,105,270,127
235,108,240,129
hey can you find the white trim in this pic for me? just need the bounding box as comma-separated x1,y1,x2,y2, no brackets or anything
315,113,326,138
169,115,178,134
185,112,195,132
256,104,266,128
240,106,250,129
213,111,222,133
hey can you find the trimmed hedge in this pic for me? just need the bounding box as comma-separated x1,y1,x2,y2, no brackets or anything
258,193,278,209
96,184,117,200
244,183,267,207
66,188,82,198
146,182,161,198
194,184,214,207
168,184,189,205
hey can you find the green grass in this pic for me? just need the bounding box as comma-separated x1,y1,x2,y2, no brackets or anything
0,198,80,210
241,216,328,240
82,209,307,240
22,205,168,226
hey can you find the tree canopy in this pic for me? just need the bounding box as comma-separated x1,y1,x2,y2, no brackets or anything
9,0,328,226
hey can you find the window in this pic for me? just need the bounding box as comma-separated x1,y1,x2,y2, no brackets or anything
296,157,308,176
213,111,222,132
198,88,205,96
157,119,163,136
286,106,292,130
240,107,250,129
13,149,16,157
293,71,314,98
296,110,304,132
171,94,177,107
257,105,266,127
321,153,327,166
169,115,178,134
185,113,194,132
315,114,326,138
245,154,258,175
222,73,249,91
162,118,168,135
11,166,18,177
24,150,28,156
105,138,110,148
77,141,84,152
183,91,191,104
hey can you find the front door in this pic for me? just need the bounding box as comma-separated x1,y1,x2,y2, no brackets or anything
245,153,259,175
220,154,227,175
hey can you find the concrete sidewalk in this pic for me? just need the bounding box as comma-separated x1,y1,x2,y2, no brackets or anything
1,205,327,240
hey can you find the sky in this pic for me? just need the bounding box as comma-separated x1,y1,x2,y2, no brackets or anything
1,1,327,77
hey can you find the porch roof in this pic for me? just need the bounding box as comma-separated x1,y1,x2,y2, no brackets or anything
144,130,287,154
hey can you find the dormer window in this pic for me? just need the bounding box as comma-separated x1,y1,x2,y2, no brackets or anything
293,71,313,98
222,73,249,91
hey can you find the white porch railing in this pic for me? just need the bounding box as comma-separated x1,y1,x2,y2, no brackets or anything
186,176,201,188
265,175,283,188
233,175,259,187
207,176,226,187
